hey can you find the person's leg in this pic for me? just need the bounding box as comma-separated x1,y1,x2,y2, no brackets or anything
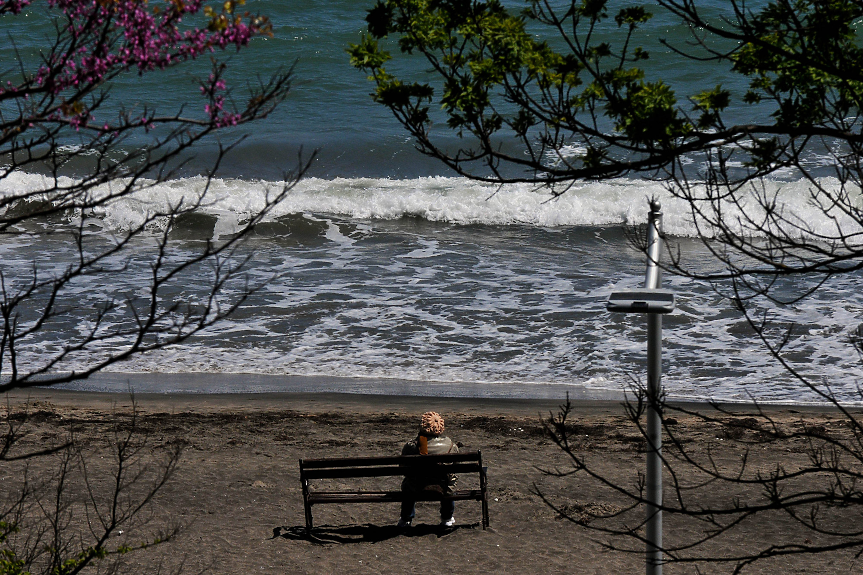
399,500,416,524
440,499,454,522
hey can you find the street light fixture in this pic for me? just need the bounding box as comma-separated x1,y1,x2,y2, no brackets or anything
607,199,675,575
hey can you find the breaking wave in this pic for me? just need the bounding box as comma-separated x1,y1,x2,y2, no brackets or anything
2,172,861,241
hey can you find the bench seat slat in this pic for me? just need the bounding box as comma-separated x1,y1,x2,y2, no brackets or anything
307,489,484,504
303,462,481,480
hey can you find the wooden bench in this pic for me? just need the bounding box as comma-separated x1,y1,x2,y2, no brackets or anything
299,450,489,530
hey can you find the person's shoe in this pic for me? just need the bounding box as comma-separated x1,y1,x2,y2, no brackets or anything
396,518,412,528
441,516,455,527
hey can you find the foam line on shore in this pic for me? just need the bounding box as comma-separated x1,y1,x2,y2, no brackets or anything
12,371,855,411
49,371,619,400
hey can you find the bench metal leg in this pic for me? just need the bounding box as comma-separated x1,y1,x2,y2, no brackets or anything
299,459,314,530
478,451,489,529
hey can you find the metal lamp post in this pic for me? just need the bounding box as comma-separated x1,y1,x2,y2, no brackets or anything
606,199,675,575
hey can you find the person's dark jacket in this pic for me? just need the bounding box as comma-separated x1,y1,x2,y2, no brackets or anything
401,435,458,494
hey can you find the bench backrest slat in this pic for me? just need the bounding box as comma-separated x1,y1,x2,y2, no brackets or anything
300,451,479,469
303,462,482,480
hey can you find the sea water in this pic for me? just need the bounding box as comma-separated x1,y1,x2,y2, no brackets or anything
1,1,861,403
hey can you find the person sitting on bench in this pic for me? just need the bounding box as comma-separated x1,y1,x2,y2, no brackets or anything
397,411,459,528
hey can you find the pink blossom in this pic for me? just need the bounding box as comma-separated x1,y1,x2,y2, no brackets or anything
8,0,273,130
0,0,31,15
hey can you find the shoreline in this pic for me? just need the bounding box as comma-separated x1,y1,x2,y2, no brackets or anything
43,371,623,400
5,386,856,417
13,370,861,409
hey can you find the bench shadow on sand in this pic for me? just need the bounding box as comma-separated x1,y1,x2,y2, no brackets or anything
272,523,479,544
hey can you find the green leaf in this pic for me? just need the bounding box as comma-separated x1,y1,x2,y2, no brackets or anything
576,0,608,20
366,1,394,38
347,36,392,70
615,6,652,28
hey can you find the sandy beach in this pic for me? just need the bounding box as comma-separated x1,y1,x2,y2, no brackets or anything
2,388,861,574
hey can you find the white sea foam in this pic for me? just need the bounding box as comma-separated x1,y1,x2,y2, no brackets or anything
3,170,862,404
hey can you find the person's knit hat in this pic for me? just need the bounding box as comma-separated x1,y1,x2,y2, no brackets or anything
420,411,445,436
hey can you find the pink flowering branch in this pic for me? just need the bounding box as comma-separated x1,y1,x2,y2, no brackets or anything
0,0,295,214
0,0,30,14
0,2,312,395
0,0,275,133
